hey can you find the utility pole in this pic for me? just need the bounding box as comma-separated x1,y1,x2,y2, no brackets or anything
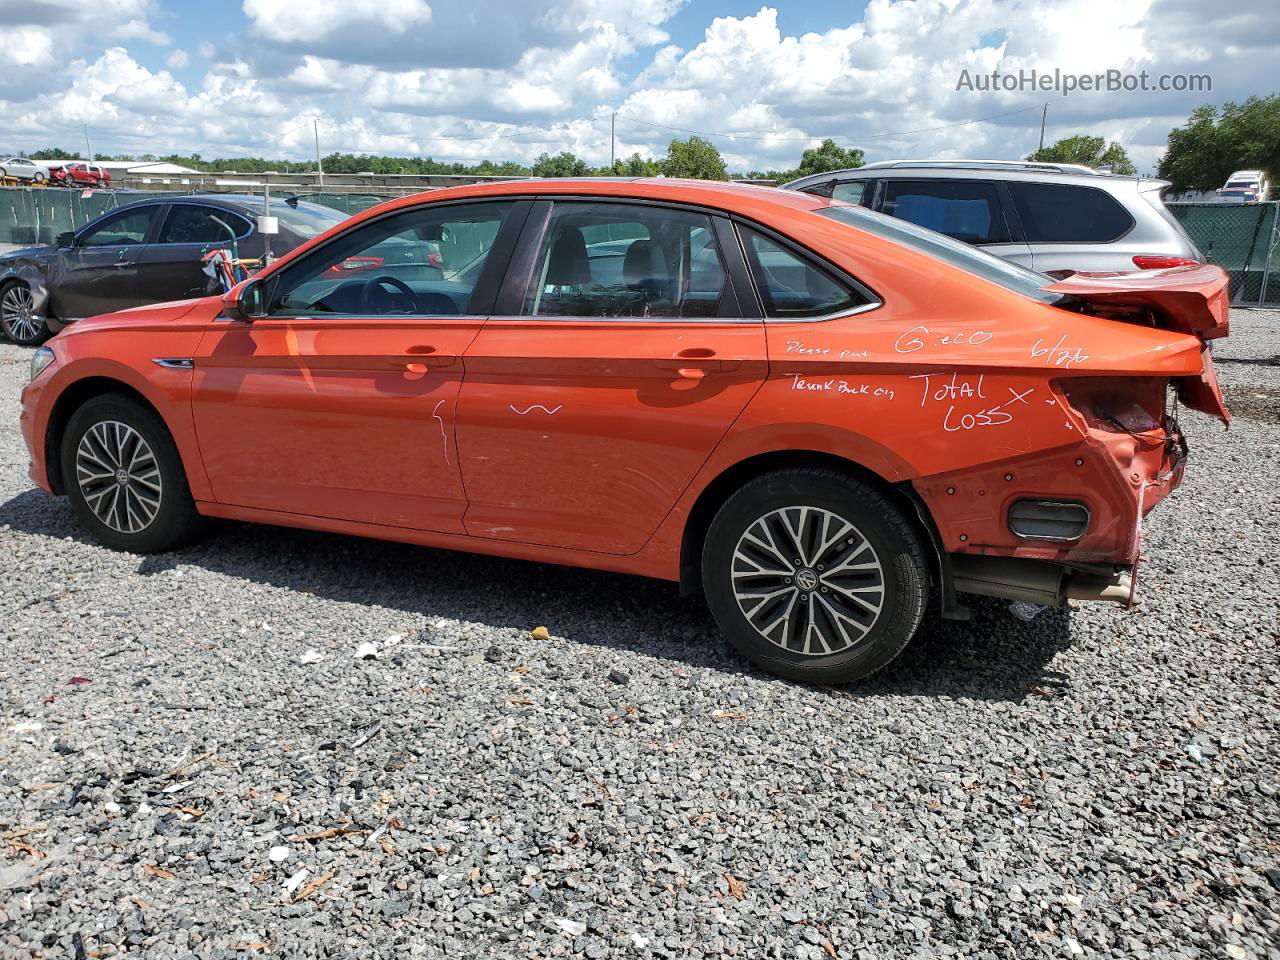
314,119,324,189
84,123,92,162
611,112,616,171
1038,103,1047,152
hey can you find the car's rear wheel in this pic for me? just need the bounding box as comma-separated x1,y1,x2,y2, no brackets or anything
0,282,49,345
61,395,203,553
33,172,45,183
96,178,107,188
702,468,929,684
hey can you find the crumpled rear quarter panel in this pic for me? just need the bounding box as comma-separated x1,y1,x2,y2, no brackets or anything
745,235,1211,568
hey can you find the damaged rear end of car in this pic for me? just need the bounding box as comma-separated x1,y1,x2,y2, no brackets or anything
938,263,1231,612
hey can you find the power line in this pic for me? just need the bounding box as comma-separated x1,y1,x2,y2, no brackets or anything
363,102,1045,151
613,104,1048,143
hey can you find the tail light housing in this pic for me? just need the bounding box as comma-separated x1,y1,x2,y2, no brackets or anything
326,255,384,276
1131,255,1200,270
1057,377,1167,434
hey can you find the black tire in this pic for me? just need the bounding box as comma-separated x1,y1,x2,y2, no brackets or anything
33,172,45,183
0,281,50,345
60,395,203,553
702,468,929,684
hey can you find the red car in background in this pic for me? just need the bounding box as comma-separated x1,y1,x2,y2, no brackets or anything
51,162,111,188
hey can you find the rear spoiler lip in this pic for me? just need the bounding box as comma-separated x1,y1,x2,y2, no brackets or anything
1043,263,1230,341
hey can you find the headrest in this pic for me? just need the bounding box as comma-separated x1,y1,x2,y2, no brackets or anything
623,239,668,288
545,226,590,285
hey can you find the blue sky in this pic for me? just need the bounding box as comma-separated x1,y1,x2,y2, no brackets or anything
0,0,1272,172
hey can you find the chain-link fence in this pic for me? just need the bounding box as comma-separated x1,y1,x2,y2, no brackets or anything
0,187,407,247
1167,201,1280,306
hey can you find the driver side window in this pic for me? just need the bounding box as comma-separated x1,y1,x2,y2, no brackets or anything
79,208,159,248
266,202,513,318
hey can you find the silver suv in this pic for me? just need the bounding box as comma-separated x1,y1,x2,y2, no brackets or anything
782,160,1203,275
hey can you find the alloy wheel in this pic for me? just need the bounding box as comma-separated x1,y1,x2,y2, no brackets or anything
75,420,163,534
1,285,40,343
731,505,885,656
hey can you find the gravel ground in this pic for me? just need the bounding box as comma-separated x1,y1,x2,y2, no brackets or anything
1,310,1278,960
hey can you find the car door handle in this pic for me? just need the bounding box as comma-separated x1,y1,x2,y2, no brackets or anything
395,352,457,371
111,261,135,268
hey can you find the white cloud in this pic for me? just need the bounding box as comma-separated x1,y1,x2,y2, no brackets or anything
0,26,57,72
112,18,173,45
0,0,1275,174
244,0,432,49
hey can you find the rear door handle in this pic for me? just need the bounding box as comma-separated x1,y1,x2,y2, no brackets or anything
660,348,726,378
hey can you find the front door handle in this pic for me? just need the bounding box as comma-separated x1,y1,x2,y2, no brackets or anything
111,261,135,268
396,353,457,371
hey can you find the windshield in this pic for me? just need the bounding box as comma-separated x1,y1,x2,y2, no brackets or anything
817,203,1063,304
269,200,348,238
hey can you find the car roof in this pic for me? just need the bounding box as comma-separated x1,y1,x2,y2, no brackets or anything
92,193,337,215
783,162,1163,191
356,177,834,222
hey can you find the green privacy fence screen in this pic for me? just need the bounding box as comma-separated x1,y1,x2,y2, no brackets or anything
1164,202,1278,305
0,187,400,247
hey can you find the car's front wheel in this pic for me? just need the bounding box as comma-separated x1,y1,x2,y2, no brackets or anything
0,282,49,345
33,172,45,183
702,468,929,684
61,395,203,553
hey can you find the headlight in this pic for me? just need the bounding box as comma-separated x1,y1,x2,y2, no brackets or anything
29,346,55,382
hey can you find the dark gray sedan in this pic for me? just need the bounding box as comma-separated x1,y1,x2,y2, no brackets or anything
0,194,347,344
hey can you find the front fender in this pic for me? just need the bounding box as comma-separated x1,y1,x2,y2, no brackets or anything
31,343,213,501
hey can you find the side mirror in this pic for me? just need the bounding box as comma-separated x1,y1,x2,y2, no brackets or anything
222,278,269,322
56,231,76,248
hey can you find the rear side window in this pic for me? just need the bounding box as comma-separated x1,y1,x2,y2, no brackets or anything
159,206,251,244
831,181,869,205
739,226,872,319
879,179,1012,245
1007,182,1134,243
524,202,727,319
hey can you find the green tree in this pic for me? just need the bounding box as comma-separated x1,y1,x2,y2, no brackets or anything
532,151,588,177
794,139,864,179
1157,95,1280,194
1026,135,1135,175
604,152,662,177
31,147,79,161
661,136,727,180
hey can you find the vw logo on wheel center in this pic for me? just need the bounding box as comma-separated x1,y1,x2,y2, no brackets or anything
795,568,819,591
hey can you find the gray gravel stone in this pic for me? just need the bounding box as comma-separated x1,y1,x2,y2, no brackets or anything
1,310,1278,957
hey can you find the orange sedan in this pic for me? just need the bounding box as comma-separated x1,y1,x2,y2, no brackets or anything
19,179,1230,683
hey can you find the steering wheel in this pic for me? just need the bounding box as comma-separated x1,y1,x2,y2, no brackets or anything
361,275,417,315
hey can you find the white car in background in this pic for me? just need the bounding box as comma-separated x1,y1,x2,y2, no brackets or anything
1217,170,1269,203
0,157,52,183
